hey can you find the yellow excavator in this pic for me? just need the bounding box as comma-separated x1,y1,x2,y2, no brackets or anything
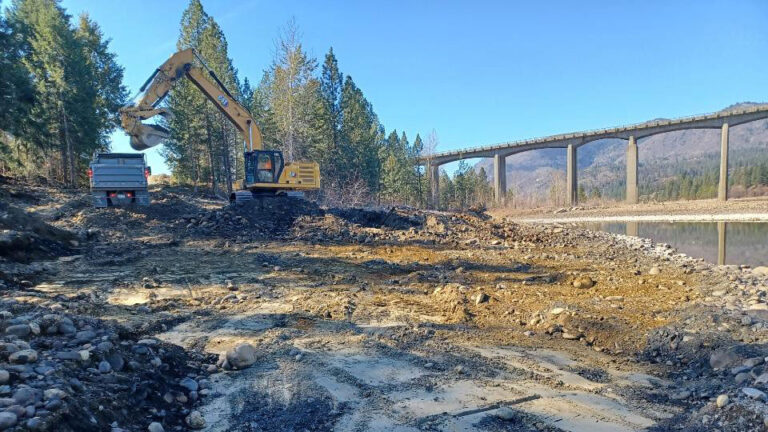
119,48,320,202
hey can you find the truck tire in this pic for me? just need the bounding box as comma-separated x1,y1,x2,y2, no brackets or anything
93,192,108,208
136,190,150,206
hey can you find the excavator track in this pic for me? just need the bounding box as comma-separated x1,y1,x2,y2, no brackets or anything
230,190,305,204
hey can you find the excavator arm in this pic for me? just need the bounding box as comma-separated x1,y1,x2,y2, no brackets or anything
120,48,263,152
120,48,319,198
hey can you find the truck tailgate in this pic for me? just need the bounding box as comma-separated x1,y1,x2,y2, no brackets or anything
91,165,146,189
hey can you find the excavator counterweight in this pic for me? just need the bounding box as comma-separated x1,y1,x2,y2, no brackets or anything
119,49,320,199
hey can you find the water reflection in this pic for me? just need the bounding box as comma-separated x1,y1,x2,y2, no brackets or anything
582,221,768,267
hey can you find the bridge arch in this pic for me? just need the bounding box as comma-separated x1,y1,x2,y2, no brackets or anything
420,105,768,208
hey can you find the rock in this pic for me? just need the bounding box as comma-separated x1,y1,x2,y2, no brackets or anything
5,324,30,338
475,293,489,305
106,352,124,371
54,351,81,361
43,388,67,400
752,266,768,276
735,372,751,385
58,322,76,335
74,330,96,341
670,390,691,400
494,407,516,421
0,370,8,385
754,373,768,384
12,387,36,405
550,307,565,315
8,350,37,364
742,387,766,400
0,412,17,430
98,360,112,374
179,377,198,392
562,332,582,340
224,343,258,370
148,422,164,432
185,411,205,429
744,357,764,368
572,276,594,289
648,267,661,275
26,417,42,430
709,350,740,369
225,280,238,291
716,394,729,408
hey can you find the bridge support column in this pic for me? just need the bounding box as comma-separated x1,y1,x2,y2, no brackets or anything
626,136,638,204
427,161,439,209
566,144,578,206
717,221,727,265
718,123,729,201
493,153,507,206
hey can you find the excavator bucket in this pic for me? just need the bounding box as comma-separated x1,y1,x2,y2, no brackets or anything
129,123,171,151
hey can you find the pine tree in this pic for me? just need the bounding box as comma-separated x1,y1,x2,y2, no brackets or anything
5,0,125,186
340,75,382,195
164,0,210,189
267,18,319,162
198,18,240,195
310,47,344,186
412,134,425,206
0,13,33,171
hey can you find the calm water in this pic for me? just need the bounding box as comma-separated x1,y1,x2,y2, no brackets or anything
581,222,768,267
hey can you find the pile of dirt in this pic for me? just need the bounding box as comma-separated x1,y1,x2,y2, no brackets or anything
182,195,324,239
0,201,75,263
328,207,423,230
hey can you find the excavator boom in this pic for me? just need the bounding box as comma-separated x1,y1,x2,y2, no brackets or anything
119,48,319,198
120,49,262,152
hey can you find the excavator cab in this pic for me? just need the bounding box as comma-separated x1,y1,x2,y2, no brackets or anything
244,150,283,185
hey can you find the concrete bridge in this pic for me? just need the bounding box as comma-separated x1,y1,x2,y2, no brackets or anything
420,104,768,208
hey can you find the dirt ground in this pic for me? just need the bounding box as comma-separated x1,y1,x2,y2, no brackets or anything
2,176,768,431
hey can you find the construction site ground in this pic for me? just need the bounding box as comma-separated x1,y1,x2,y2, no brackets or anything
2,177,768,432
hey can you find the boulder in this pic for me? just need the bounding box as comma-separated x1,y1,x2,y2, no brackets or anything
709,349,740,369
224,343,258,370
8,349,37,364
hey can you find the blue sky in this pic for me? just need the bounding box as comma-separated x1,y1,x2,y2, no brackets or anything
10,0,768,174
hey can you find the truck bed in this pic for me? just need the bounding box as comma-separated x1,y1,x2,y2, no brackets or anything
90,164,147,190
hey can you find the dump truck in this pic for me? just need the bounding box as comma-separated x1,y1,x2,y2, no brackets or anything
88,152,151,207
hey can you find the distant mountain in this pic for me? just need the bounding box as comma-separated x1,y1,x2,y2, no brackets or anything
474,103,768,205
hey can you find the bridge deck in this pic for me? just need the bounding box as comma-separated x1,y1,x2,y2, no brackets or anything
422,104,768,165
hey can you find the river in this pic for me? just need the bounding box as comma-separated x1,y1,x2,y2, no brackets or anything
581,221,768,267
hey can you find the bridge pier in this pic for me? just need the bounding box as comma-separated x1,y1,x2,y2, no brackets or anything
493,153,507,206
626,136,638,204
718,123,729,201
566,144,578,206
427,161,440,209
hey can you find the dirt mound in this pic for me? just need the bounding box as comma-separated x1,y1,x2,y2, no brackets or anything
183,195,324,239
0,201,74,262
329,207,423,230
